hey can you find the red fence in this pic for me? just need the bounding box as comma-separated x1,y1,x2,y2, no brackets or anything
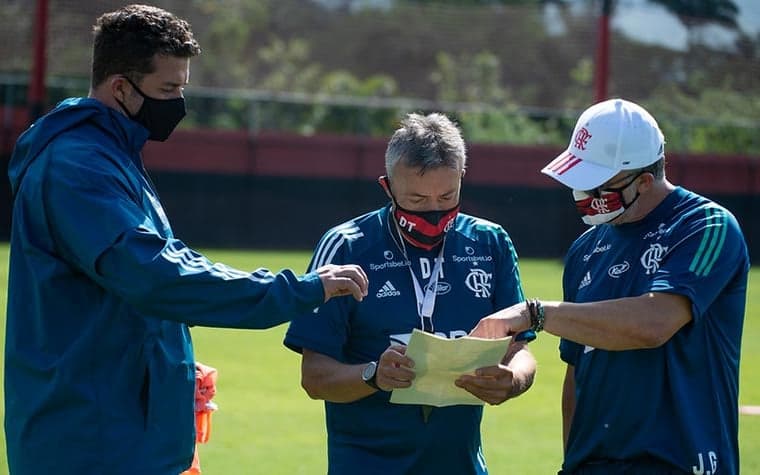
2,119,759,259
143,129,760,195
4,105,759,195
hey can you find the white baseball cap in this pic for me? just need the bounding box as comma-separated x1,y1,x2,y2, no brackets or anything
541,98,665,190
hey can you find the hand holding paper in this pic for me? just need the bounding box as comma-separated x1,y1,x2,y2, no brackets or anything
454,364,516,406
389,329,510,407
375,344,416,392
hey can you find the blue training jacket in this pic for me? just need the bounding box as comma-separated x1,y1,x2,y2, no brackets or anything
5,97,325,475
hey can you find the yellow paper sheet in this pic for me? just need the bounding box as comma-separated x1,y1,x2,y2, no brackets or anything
389,329,511,407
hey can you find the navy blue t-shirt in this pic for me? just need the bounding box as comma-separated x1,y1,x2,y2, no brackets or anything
559,187,749,475
285,205,525,475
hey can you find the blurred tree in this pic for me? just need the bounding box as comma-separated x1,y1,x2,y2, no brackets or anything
190,0,270,87
657,0,739,54
564,56,594,109
309,69,399,136
585,0,739,101
257,37,323,92
400,0,564,4
656,0,739,29
645,82,760,154
578,0,740,32
429,51,563,144
251,34,401,135
431,51,509,103
733,32,757,60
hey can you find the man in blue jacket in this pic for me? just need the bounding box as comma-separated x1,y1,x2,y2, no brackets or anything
4,5,367,475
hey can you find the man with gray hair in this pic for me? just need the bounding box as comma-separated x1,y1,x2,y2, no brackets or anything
471,99,749,475
285,112,536,474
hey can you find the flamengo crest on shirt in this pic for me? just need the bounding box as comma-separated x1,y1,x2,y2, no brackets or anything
640,243,668,275
465,268,492,298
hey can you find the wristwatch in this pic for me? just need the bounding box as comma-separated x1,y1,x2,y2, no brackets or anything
361,361,380,390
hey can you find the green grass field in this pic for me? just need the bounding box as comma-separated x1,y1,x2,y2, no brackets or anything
0,246,757,474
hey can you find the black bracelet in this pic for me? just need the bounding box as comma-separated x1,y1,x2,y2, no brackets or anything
526,298,545,333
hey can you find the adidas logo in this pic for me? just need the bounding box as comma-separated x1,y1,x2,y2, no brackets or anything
578,271,592,290
376,280,401,298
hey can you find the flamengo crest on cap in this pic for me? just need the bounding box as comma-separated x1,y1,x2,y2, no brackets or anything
574,127,592,150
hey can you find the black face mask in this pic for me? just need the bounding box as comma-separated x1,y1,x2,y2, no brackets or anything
116,77,186,141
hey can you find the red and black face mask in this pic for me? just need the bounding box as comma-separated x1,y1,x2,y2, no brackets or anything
572,172,643,226
379,176,460,250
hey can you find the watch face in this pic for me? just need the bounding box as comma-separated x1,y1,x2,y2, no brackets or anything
362,361,377,381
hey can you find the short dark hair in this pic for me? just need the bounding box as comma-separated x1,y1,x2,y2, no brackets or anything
91,4,201,87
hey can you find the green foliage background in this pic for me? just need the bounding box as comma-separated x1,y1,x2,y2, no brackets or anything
2,0,759,153
1,247,757,474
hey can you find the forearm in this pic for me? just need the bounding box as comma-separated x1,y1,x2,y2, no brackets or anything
301,349,376,403
561,365,576,454
97,231,324,328
502,344,536,398
542,293,692,350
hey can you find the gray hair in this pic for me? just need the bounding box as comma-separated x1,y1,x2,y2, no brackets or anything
385,113,467,178
638,157,666,180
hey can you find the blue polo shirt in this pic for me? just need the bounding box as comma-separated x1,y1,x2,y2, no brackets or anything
560,187,749,475
285,205,526,475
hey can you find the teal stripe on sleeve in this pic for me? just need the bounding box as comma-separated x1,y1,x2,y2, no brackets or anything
696,211,724,277
699,212,728,277
689,208,715,273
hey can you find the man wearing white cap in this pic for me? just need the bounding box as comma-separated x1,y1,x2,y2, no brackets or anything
470,99,749,474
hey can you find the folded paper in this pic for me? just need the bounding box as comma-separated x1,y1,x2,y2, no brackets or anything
390,329,511,407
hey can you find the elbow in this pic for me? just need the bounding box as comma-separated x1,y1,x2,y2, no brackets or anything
632,292,692,349
641,335,668,349
637,324,676,349
301,373,325,400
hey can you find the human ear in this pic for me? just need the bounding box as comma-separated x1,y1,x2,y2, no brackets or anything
637,172,655,193
109,76,130,103
378,176,393,199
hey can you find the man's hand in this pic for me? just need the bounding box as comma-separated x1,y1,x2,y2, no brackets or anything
469,302,531,339
454,365,515,406
316,264,369,302
375,345,416,391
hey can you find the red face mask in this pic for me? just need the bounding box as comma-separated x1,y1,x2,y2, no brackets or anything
573,172,643,225
573,190,626,225
380,176,460,250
